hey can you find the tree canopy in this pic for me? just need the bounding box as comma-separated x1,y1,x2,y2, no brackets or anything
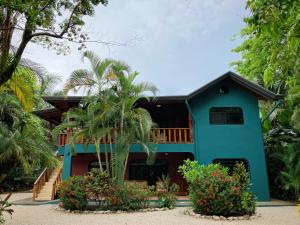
0,0,108,86
232,0,300,129
232,0,300,200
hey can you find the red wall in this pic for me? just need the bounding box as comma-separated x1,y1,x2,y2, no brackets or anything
71,152,194,193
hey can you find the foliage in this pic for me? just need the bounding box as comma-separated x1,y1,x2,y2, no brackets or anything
0,193,13,224
179,160,256,216
0,0,108,86
56,51,158,188
265,128,300,200
0,67,37,111
58,174,152,211
0,92,57,181
58,176,88,211
231,0,300,126
274,141,300,198
155,174,179,209
84,171,114,208
105,182,151,211
232,0,300,201
232,0,300,94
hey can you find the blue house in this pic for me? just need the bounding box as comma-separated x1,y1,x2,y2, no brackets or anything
34,71,282,201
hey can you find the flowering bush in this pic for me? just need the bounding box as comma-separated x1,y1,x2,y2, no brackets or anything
84,171,114,208
58,176,87,211
106,182,151,211
179,160,256,216
58,174,152,211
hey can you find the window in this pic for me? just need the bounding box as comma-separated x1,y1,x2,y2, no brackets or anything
209,107,243,124
88,161,107,173
129,160,168,186
212,158,249,175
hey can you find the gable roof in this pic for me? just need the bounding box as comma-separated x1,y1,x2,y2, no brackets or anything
187,71,284,101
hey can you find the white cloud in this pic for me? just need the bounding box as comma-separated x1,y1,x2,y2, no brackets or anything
21,0,247,95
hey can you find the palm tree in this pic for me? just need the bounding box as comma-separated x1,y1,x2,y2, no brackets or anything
0,93,57,181
60,51,158,187
63,51,130,95
0,67,36,111
112,71,158,186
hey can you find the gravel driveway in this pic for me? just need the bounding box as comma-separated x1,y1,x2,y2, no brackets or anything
3,204,300,225
1,193,299,225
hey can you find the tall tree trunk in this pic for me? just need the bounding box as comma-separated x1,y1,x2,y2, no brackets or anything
95,139,103,173
122,151,129,180
0,15,32,86
108,131,114,177
103,126,110,176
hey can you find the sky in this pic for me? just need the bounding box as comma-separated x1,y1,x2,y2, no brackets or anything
22,0,248,96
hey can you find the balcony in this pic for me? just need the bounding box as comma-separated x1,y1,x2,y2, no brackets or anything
58,127,193,147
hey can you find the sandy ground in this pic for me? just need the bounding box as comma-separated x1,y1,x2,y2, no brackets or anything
1,193,300,225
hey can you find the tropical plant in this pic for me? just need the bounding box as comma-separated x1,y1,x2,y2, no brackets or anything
155,174,179,209
231,0,300,94
289,84,300,129
84,171,114,207
0,193,13,224
64,51,129,95
265,128,300,200
58,51,158,188
0,92,57,181
105,182,151,211
232,0,300,201
274,141,300,198
111,71,158,187
58,176,88,211
58,173,151,211
179,160,256,216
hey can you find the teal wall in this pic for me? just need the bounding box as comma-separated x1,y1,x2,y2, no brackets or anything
189,81,270,201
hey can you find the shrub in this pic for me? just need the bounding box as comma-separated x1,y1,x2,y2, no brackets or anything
156,175,179,208
58,176,87,211
106,182,151,211
84,171,114,208
179,160,256,216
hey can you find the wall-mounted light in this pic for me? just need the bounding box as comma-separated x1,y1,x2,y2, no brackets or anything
156,104,162,108
219,86,229,94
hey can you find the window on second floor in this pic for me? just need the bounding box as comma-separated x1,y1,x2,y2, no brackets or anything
209,107,244,125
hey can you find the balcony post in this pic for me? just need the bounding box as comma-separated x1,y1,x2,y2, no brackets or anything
188,114,193,142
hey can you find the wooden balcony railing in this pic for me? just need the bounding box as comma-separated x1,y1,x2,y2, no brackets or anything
58,127,193,147
32,167,52,200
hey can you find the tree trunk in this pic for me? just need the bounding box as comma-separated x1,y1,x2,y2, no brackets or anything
0,14,32,86
95,139,103,173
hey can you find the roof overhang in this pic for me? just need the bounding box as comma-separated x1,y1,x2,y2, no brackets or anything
187,71,284,101
32,108,63,125
35,71,283,123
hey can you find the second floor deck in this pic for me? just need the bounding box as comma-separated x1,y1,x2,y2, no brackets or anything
58,127,193,147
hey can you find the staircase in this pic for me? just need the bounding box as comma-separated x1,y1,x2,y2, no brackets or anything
33,161,63,201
